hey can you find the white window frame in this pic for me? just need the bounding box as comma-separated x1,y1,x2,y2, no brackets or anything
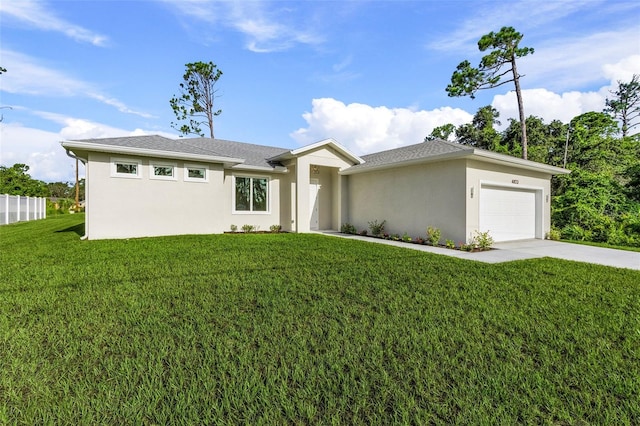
184,164,209,183
232,175,270,214
150,162,177,181
111,157,142,179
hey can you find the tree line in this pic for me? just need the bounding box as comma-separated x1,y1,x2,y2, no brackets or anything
0,164,84,213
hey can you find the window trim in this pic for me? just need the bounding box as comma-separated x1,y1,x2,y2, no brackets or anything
111,157,142,179
232,175,270,214
149,162,177,181
184,163,209,183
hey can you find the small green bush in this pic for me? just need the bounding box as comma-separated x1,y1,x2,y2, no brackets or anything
341,223,357,234
269,224,282,233
230,224,238,232
426,226,441,246
545,228,561,241
471,230,494,250
401,232,412,242
241,224,255,233
446,239,455,249
368,219,386,236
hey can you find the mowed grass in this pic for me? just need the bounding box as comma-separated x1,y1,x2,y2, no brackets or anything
1,215,639,424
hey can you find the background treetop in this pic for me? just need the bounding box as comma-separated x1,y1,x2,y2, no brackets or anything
446,26,534,159
170,61,223,139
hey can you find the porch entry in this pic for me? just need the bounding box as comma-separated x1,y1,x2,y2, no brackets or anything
309,179,320,230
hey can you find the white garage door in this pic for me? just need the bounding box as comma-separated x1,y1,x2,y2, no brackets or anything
479,185,537,242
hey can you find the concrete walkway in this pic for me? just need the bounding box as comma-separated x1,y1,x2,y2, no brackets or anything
321,232,640,271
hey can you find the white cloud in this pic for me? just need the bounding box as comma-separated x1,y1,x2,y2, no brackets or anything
291,98,473,154
491,88,604,128
1,112,176,182
0,50,87,96
0,124,69,182
602,54,640,84
428,1,597,53
1,49,152,118
492,55,640,127
87,93,154,119
162,0,323,52
0,0,108,46
521,30,640,91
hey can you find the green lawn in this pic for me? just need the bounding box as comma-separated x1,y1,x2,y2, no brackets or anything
1,215,639,424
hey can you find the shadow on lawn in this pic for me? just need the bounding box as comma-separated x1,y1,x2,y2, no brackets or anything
56,222,85,237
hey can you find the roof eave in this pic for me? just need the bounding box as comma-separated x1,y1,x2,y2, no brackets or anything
230,164,289,173
340,149,571,176
340,150,470,175
471,149,571,174
60,140,245,167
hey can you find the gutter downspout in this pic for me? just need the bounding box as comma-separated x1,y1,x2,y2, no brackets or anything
64,148,89,240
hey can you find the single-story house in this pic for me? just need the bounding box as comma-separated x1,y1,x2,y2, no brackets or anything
61,135,569,242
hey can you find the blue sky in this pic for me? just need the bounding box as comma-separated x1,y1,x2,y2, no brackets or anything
1,0,639,182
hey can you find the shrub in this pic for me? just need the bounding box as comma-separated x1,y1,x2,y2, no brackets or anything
391,233,400,241
545,228,561,241
401,232,412,242
241,224,255,233
359,229,368,236
471,230,494,250
445,239,455,249
368,219,386,236
561,224,590,241
460,243,473,251
269,224,282,233
426,226,441,246
230,224,238,232
341,223,357,234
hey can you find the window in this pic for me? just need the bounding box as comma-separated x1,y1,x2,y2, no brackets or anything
234,176,269,212
150,162,176,180
111,158,141,178
184,164,208,182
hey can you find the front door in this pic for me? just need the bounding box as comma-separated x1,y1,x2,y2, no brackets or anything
309,179,320,230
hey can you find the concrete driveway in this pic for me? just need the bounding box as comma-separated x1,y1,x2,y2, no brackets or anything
486,239,640,270
323,232,640,270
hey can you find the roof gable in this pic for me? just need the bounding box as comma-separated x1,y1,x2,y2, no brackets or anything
269,138,364,165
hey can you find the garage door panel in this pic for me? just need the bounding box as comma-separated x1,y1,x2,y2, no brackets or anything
479,186,537,242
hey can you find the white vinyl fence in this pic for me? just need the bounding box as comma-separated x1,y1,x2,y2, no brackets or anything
0,194,47,225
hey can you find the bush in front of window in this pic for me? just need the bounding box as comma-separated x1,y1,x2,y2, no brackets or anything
269,224,282,233
241,224,256,233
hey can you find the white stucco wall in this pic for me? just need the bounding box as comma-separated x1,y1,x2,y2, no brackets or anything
85,153,283,239
346,160,468,243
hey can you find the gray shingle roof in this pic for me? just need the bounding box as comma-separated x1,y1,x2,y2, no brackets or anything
347,139,473,172
71,135,290,168
183,138,289,168
72,135,220,157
